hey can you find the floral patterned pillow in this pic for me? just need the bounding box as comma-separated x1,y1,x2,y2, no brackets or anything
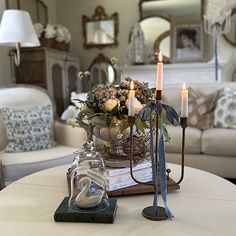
188,88,219,130
214,88,236,128
0,105,56,153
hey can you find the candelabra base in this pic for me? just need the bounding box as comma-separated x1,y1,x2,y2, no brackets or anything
142,206,168,221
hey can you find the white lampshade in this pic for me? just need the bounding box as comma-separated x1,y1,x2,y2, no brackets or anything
0,9,40,47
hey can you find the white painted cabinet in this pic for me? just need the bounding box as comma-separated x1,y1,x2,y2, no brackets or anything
14,47,82,115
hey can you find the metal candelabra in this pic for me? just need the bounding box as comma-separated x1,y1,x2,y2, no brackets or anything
128,90,188,221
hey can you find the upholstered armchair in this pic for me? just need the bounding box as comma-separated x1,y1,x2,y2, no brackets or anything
0,85,87,188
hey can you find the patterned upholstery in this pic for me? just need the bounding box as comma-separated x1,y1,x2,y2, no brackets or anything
214,88,236,128
0,105,55,153
188,88,218,129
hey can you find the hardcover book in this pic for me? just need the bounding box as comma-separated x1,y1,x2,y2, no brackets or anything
105,159,151,177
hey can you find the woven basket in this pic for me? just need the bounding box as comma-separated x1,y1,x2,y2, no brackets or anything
97,134,151,168
39,36,56,48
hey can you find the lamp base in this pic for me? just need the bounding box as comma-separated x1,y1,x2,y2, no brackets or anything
142,206,168,221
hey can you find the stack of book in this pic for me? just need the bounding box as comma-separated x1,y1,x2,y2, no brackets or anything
86,160,153,192
105,160,152,191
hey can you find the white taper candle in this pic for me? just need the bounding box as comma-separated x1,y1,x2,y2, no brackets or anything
156,51,163,91
128,81,135,116
181,82,188,117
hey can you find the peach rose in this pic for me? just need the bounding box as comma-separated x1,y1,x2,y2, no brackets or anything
104,99,118,112
134,99,143,114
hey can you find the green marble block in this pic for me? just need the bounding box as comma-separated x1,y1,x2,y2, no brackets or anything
54,197,117,223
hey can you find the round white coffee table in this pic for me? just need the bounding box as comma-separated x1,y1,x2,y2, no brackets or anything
0,164,235,236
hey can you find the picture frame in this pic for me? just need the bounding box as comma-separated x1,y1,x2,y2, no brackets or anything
171,23,204,63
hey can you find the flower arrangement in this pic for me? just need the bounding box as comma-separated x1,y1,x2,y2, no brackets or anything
77,59,153,139
75,57,173,171
55,24,71,44
34,22,71,51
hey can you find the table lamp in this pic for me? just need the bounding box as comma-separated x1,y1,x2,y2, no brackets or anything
0,9,40,66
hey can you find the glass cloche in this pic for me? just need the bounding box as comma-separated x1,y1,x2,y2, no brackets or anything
68,140,109,212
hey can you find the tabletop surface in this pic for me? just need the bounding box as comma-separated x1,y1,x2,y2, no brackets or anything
0,164,235,236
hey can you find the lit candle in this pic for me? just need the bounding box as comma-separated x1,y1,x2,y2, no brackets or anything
128,81,135,116
181,83,188,117
156,51,163,91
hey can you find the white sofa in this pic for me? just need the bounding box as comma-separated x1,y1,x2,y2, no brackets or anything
0,86,87,187
163,82,236,179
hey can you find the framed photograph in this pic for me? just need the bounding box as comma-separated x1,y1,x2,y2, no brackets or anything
171,23,204,62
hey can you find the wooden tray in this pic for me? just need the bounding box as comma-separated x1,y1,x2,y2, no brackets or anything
67,171,180,197
107,178,180,197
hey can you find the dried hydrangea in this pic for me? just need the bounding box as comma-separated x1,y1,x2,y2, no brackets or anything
34,22,71,44
54,25,71,43
55,25,65,42
44,24,56,39
63,27,71,44
34,23,44,37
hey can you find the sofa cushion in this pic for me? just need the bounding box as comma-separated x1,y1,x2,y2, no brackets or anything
162,87,182,111
0,116,7,150
202,128,236,156
1,145,78,183
188,88,218,130
214,88,236,128
0,105,56,153
165,125,202,154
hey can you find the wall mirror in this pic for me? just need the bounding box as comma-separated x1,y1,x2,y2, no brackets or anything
6,0,48,25
84,53,119,91
223,8,236,47
153,31,170,63
139,0,203,22
138,16,170,64
137,0,204,64
82,6,119,49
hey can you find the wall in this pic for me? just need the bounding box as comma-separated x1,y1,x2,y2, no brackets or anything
41,0,56,23
56,0,140,71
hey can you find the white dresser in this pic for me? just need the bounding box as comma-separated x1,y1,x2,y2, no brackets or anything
14,47,82,115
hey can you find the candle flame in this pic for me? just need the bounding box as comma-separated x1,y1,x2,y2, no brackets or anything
158,51,163,62
183,82,186,90
130,81,134,90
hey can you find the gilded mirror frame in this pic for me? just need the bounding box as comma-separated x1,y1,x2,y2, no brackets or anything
139,0,204,21
82,6,119,49
128,15,170,64
36,0,48,26
138,0,205,64
88,53,118,86
223,8,236,47
5,0,48,24
153,30,171,64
